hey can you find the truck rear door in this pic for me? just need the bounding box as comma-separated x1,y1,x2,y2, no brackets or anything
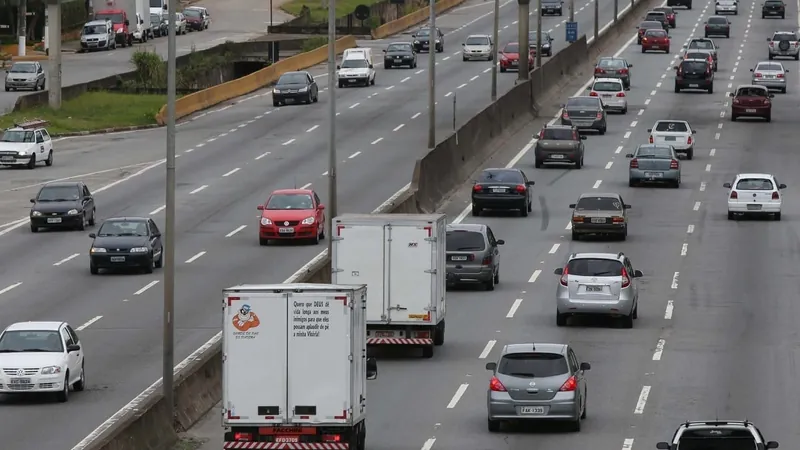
287,292,352,423
388,224,435,323
223,291,287,424
334,224,388,323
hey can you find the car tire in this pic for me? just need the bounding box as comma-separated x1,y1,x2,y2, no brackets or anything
725,33,730,38
311,228,320,245
641,46,646,53
556,312,568,327
155,249,163,268
581,394,588,418
27,154,36,170
674,83,680,93
731,114,737,121
686,149,693,160
144,257,154,274
259,237,269,246
494,269,500,284
622,107,628,114
665,47,670,54
273,101,280,107
90,262,99,274
313,92,319,102
571,230,579,241
781,88,787,93
766,114,771,122
575,157,582,169
704,33,708,38
629,179,636,187
485,275,495,291
781,14,785,18
500,66,506,72
620,314,634,329
708,84,714,94
631,303,638,319
73,364,86,392
77,213,86,231
471,204,481,216
535,158,542,168
421,345,434,358
727,211,735,220
768,53,774,60
795,53,799,61
56,372,69,403
775,212,782,220
673,179,680,188
568,417,582,432
520,203,529,217
45,150,53,166
462,55,467,61
488,419,501,432
599,127,606,135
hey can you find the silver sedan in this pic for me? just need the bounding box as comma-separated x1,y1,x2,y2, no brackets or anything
626,144,681,187
751,61,789,93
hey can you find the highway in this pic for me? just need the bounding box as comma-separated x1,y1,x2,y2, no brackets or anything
0,0,624,447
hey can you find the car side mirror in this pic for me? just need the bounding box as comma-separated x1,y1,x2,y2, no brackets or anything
368,64,374,68
634,269,644,278
496,239,505,245
580,136,587,140
750,68,754,71
625,153,634,158
785,69,790,72
703,21,707,23
318,204,325,210
723,182,732,188
257,205,264,210
163,4,167,9
769,93,775,98
336,65,341,70
568,203,576,208
672,65,678,70
30,198,35,203
125,19,130,26
779,183,787,189
382,49,386,52
624,204,632,209
485,362,497,371
767,37,772,41
579,362,591,371
766,442,779,449
411,34,416,38
366,357,378,380
646,128,652,132
554,267,564,275
656,443,671,450
88,233,97,238
461,43,465,46
526,181,535,186
692,130,697,134
67,344,81,352
728,92,735,97
682,44,687,48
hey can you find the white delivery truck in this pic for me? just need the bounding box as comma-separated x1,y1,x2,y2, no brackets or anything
331,213,447,358
222,283,377,450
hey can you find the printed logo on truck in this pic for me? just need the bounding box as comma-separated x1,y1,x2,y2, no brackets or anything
232,303,261,333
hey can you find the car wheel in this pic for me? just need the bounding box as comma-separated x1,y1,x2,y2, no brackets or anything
45,150,53,166
90,261,99,274
527,201,533,212
599,127,606,135
500,67,506,72
622,107,628,114
471,204,481,216
494,269,500,284
674,83,680,93
727,211,735,220
421,345,434,358
641,46,646,53
775,212,782,221
155,249,163,268
575,157,582,169
795,53,799,61
571,230,579,241
568,416,581,432
581,393,588,418
781,88,787,93
708,85,714,94
433,320,445,346
485,274,495,291
766,114,771,122
77,212,86,231
488,419,501,432
534,158,542,168
620,314,634,329
273,101,280,107
88,208,96,226
768,53,774,60
462,55,467,61
27,154,36,170
259,237,269,246
56,372,69,402
311,228,320,244
73,363,86,391
556,312,568,327
631,303,638,319
520,202,529,217
731,114,737,121
144,256,154,274
686,149,693,160
629,179,636,187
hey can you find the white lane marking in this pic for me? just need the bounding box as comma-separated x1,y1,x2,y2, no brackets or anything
223,168,241,177
401,77,411,82
190,185,209,194
452,204,471,224
630,120,638,127
322,171,329,176
483,67,492,73
565,221,572,230
421,438,436,450
710,148,716,156
229,128,237,133
447,384,469,408
207,137,217,143
0,282,22,295
457,83,467,89
412,112,422,119
593,180,602,189
76,315,103,331
470,75,479,81
699,181,706,192
622,438,635,450
665,300,674,319
54,253,81,266
681,243,688,256
634,386,651,414
393,124,405,132
415,70,424,75
653,339,665,361
282,138,296,146
385,85,395,90
650,90,657,95
623,131,631,139
149,205,166,215
371,137,384,145
134,280,160,296
548,243,560,254
638,109,644,116
255,151,271,160
350,103,360,109
644,98,651,105
306,125,319,132
479,340,496,359
671,272,680,289
445,91,453,97
529,269,542,283
443,56,451,61
300,183,313,189
605,161,613,170
349,151,361,159
714,132,720,140
507,299,523,318
226,225,246,238
693,201,701,211
196,143,206,147
687,224,694,234
615,146,623,154
705,164,711,172
184,251,206,264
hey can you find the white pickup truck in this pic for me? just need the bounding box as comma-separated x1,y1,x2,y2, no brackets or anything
0,120,54,169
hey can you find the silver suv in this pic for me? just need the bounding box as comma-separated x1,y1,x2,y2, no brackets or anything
657,421,779,450
445,224,504,290
767,31,799,60
554,252,643,328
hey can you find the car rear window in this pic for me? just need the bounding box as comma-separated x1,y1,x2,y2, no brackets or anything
593,81,622,91
655,7,674,13
478,169,523,183
645,29,668,37
773,32,796,40
576,196,622,210
756,63,783,71
567,258,623,276
708,17,727,24
446,230,486,251
765,0,783,4
636,146,673,158
655,121,688,132
680,61,708,72
689,40,714,49
566,97,601,108
676,429,757,450
542,128,575,140
646,12,665,19
498,353,568,377
686,52,710,59
736,178,774,190
598,58,625,68
736,87,769,97
640,21,661,28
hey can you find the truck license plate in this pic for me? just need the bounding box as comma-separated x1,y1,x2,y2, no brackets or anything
110,256,126,262
591,217,606,223
275,436,300,443
374,331,395,337
348,79,356,83
520,406,546,414
10,378,30,384
47,217,62,224
278,227,294,233
551,154,565,159
745,109,757,113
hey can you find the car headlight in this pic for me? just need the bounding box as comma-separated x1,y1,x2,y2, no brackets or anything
41,366,62,375
273,89,281,94
67,209,80,215
301,217,315,225
130,247,149,253
17,150,27,156
260,218,272,226
413,40,420,44
91,247,106,253
435,39,440,43
299,87,308,92
31,211,42,217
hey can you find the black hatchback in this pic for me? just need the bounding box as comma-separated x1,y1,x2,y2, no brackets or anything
30,181,96,232
272,71,319,106
471,168,535,217
88,217,163,274
674,59,714,93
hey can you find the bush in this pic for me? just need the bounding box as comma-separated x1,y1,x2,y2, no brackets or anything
129,50,166,89
301,37,329,52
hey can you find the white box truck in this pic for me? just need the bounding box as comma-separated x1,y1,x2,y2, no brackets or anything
222,283,376,450
331,213,447,358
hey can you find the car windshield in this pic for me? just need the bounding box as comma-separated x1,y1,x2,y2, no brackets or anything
97,220,149,237
675,429,758,450
567,258,623,276
497,353,568,378
416,29,431,36
341,58,369,68
773,32,796,40
10,63,35,73
466,36,489,45
708,17,727,24
94,12,124,23
503,43,520,53
736,178,774,190
686,52,710,59
736,87,768,97
266,193,314,210
446,230,486,251
756,63,783,71
0,330,63,353
83,24,107,34
636,146,673,158
528,31,549,40
387,43,412,52
277,73,307,85
598,58,625,68
184,9,200,17
0,130,34,142
37,186,81,201
478,170,523,183
689,40,714,49
542,128,575,140
575,196,623,211
681,61,708,72
593,81,622,91
646,30,668,37
718,0,734,4
655,121,689,132
566,97,601,108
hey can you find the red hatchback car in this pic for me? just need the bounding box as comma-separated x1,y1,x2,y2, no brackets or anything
729,85,774,122
642,29,670,53
257,189,325,245
499,42,535,72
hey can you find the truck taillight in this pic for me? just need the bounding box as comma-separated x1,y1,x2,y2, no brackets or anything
234,432,253,441
413,330,431,339
322,434,342,442
687,136,692,145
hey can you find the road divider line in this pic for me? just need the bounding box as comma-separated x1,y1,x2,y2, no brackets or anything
371,137,384,145
529,269,542,283
134,280,160,296
149,205,166,215
223,168,241,177
693,201,701,211
687,224,694,234
653,338,665,360
190,185,209,195
680,243,688,256
634,386,651,414
699,181,706,192
447,384,469,409
592,180,602,189
421,438,436,450
615,145,623,154
282,139,296,146
306,125,319,132
622,438,634,450
548,243,560,254
565,221,572,230
76,315,103,331
705,164,711,172
479,340,496,359
349,151,361,159
393,124,405,132
665,300,674,319
0,282,22,295
350,103,360,109
185,251,206,264
54,253,81,266
226,225,246,238
300,183,313,189
507,299,523,318
255,151,271,160
412,112,421,119
671,272,679,289
605,161,613,169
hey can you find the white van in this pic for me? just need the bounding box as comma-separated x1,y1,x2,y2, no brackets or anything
338,49,376,87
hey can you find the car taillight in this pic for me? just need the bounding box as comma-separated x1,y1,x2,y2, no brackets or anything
322,435,342,442
730,191,738,199
630,158,639,169
754,72,762,78
589,91,598,96
772,191,780,200
595,67,605,74
705,24,709,29
777,73,784,78
559,376,578,391
538,129,545,139
616,92,626,97
473,185,483,192
612,216,625,223
490,376,507,392
769,42,775,47
687,136,692,145
234,432,253,442
515,184,526,193
482,256,492,265
596,112,603,119
618,68,628,74
562,111,569,119
559,266,569,286
649,136,654,144
670,159,679,169
621,267,631,288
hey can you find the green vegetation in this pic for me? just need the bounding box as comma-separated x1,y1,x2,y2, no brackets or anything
301,36,329,52
281,0,385,23
171,436,209,450
0,91,165,135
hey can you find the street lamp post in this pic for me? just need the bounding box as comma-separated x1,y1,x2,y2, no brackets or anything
517,0,530,80
326,0,337,256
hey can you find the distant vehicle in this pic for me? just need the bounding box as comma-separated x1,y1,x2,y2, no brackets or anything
185,6,211,27
594,57,632,88
4,61,45,91
0,119,53,169
445,223,504,290
534,125,586,168
411,27,444,52
528,30,554,56
0,321,86,402
88,217,163,274
80,19,117,51
560,96,607,134
471,168,535,217
750,61,788,92
569,193,631,241
499,42,534,72
257,188,325,245
715,0,738,14
589,78,627,113
149,12,166,37
704,15,730,38
657,421,779,450
724,173,785,220
636,20,663,44
169,11,187,35
653,6,677,27
272,71,319,106
383,42,417,68
666,0,692,9
767,31,799,60
684,38,719,70
182,7,206,31
673,58,715,94
541,0,564,15
762,0,786,18
30,182,96,232
337,54,375,87
644,10,669,29
646,120,696,159
626,144,682,188
462,34,493,61
729,84,773,121
641,28,670,53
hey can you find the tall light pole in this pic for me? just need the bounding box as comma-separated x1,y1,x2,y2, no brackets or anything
46,0,61,108
17,0,26,56
594,0,599,40
517,0,530,80
427,0,436,149
535,0,542,68
163,0,177,422
569,0,574,21
326,0,337,255
491,0,499,101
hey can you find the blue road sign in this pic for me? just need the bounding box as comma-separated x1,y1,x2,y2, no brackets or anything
566,21,578,43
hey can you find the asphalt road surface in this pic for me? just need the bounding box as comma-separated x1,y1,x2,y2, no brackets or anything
3,0,791,448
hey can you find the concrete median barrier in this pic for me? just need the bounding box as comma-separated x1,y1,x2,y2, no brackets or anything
371,0,468,40
154,36,357,125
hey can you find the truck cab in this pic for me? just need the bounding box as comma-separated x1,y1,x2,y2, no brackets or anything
94,8,132,47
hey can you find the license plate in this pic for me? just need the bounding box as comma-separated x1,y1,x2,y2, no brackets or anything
747,204,762,210
689,84,699,88
512,61,518,66
645,172,663,178
602,94,612,98
278,227,294,233
10,378,30,384
765,75,775,79
47,218,62,224
348,79,356,83
422,44,429,47
492,188,506,193
591,217,606,223
586,285,603,292
110,256,126,262
651,45,660,49
746,109,757,113
665,136,676,141
275,436,300,443
520,406,546,414
551,154,565,159
451,255,468,261
374,331,395,338
0,156,12,162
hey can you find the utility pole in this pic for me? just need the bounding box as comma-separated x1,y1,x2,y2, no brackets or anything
427,0,436,149
491,0,499,101
613,0,618,23
594,0,599,40
163,0,177,423
326,0,337,256
517,0,530,80
569,0,574,21
17,0,26,56
47,0,62,108
535,0,542,68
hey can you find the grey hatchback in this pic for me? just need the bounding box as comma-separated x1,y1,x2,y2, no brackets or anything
445,224,504,290
570,193,631,240
486,343,590,432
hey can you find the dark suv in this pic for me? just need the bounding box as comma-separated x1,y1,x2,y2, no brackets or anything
657,420,778,450
762,0,786,18
674,58,714,93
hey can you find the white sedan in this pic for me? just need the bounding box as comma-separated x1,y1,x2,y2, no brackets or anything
647,120,696,159
724,173,785,220
171,12,187,35
715,0,738,14
0,321,86,402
